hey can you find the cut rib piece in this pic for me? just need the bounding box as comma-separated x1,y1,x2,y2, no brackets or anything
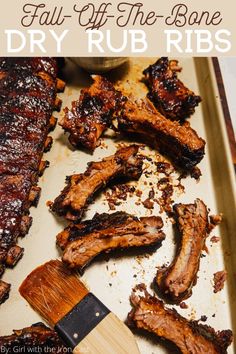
0,323,66,352
143,57,201,120
128,286,233,354
118,99,205,170
57,212,165,271
156,199,209,303
51,145,143,221
61,75,125,150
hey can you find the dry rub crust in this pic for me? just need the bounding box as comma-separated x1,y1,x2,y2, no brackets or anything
57,211,165,271
0,323,67,352
0,58,64,303
118,98,205,170
128,286,233,354
143,57,201,121
51,145,143,221
61,75,125,150
156,199,209,303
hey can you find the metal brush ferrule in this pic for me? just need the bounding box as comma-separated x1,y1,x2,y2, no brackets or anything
55,293,110,348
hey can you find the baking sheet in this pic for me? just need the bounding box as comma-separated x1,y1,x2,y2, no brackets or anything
0,58,235,353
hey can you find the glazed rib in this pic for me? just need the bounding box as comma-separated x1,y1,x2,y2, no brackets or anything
118,99,205,170
57,211,165,271
0,280,10,304
156,199,209,303
128,286,233,354
143,57,201,120
61,75,125,150
0,58,58,79
0,58,63,303
0,323,66,352
51,145,143,221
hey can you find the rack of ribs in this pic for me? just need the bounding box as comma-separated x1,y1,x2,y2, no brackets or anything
56,211,165,271
156,199,209,303
50,145,143,221
61,75,125,150
143,57,201,121
0,58,65,304
0,323,67,352
118,99,205,170
128,286,233,354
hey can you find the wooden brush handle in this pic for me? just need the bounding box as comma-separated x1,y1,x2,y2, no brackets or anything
74,312,140,354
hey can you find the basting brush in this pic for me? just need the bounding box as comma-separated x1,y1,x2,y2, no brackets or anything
19,260,140,354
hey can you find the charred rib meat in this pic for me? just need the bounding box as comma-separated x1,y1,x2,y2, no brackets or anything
118,99,205,170
0,323,67,353
0,58,63,303
128,286,233,354
57,211,165,271
0,58,58,80
0,280,11,304
143,57,201,120
61,75,125,150
156,199,209,303
51,145,143,221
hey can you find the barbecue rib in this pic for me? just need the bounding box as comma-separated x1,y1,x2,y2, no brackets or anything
128,286,233,354
156,199,209,303
0,323,67,352
56,211,165,271
0,58,58,79
0,280,10,304
118,99,205,170
51,145,143,221
61,75,125,150
0,58,64,304
143,57,201,120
